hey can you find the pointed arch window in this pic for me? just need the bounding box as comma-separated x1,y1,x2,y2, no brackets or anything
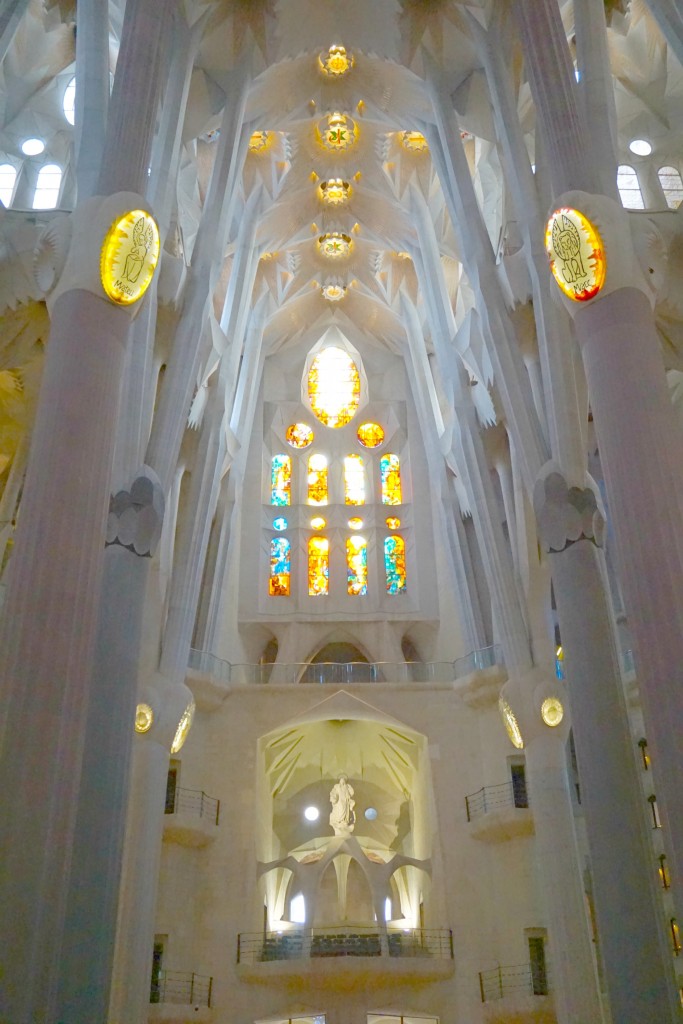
658,165,683,209
269,537,291,596
271,454,291,506
308,536,329,596
307,454,328,505
384,535,406,594
347,535,367,595
0,164,17,207
616,165,644,210
380,454,402,505
308,347,360,428
344,454,365,505
32,163,63,210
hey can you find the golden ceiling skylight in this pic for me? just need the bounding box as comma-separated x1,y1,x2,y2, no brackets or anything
318,232,353,260
318,44,354,77
321,283,347,301
248,130,274,153
400,130,429,153
319,178,353,205
318,112,357,152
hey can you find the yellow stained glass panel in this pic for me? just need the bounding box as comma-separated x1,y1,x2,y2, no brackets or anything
347,535,368,595
286,423,314,449
380,453,402,505
307,453,328,505
357,422,384,448
348,517,363,530
308,536,329,596
344,454,365,505
308,347,360,428
385,516,401,530
311,516,326,530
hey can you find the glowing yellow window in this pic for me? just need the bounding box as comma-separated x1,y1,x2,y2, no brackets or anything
348,517,363,530
347,535,367,595
308,536,329,596
286,423,314,449
308,347,360,428
380,453,402,505
344,454,365,505
310,516,326,530
357,422,384,448
307,453,328,505
384,535,407,595
385,516,401,530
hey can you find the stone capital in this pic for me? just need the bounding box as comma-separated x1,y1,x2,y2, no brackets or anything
533,463,605,553
106,465,164,557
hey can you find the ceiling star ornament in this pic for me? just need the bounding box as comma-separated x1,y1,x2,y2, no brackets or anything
317,113,358,153
318,233,353,260
318,44,355,77
248,130,275,154
319,178,353,206
400,130,429,153
321,280,347,301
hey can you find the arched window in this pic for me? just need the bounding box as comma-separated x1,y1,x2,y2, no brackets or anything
269,537,291,596
290,893,306,924
63,76,76,125
657,165,683,209
0,163,17,207
308,536,329,596
344,454,365,505
307,453,328,505
32,164,62,210
380,454,402,505
271,454,291,506
308,347,360,427
384,535,406,594
616,165,644,210
346,535,367,595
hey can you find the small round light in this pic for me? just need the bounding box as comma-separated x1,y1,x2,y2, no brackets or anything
21,138,45,156
134,703,153,734
304,806,320,821
364,807,378,820
273,516,288,531
311,516,326,530
385,516,401,530
541,697,564,728
171,699,195,754
629,138,652,156
348,517,363,530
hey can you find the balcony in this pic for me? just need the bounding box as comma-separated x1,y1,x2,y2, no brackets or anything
163,787,220,847
149,970,212,1024
188,644,504,689
236,926,454,985
465,782,533,842
478,964,555,1023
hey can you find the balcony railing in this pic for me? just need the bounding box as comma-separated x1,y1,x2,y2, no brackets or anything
465,780,528,821
165,787,220,825
188,644,503,686
237,927,453,964
478,963,548,1001
150,970,212,1006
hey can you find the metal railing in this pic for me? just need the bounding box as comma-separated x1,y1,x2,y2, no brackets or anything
478,963,548,1001
165,786,220,825
237,926,453,964
465,780,528,821
150,970,212,1006
188,644,504,686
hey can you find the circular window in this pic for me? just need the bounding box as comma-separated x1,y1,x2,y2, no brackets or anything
286,423,314,448
364,807,378,821
310,516,326,530
273,516,288,531
348,517,363,530
304,806,320,821
357,422,384,448
385,516,401,530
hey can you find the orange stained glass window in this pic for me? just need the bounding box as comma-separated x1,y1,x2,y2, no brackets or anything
357,422,384,448
308,347,360,428
271,454,291,506
384,535,407,595
286,423,314,448
269,537,290,596
308,536,329,596
385,516,401,530
344,454,365,505
348,517,363,530
307,453,328,505
347,535,367,595
380,453,402,505
310,516,326,530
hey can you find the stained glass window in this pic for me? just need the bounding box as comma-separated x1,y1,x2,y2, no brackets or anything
385,516,400,529
271,454,291,506
273,516,288,531
286,423,314,448
658,166,683,209
384,535,407,595
310,516,326,530
307,454,328,505
357,422,384,448
269,537,291,596
347,535,367,595
308,537,329,596
380,454,402,505
308,347,360,428
344,454,365,505
348,517,363,530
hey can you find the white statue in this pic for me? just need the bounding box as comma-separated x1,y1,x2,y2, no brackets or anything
329,774,355,835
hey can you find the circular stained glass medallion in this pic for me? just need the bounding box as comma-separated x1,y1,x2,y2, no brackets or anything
318,232,353,259
310,516,326,530
541,697,564,728
385,516,401,530
273,516,288,531
348,517,363,530
357,422,384,448
286,422,314,448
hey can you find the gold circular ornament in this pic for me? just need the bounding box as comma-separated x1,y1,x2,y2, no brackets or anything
541,696,564,728
100,210,160,305
319,178,353,206
318,44,354,77
134,703,154,734
317,113,357,152
400,131,429,153
321,283,346,301
498,695,524,749
171,699,196,754
545,207,606,302
318,232,353,259
248,130,274,154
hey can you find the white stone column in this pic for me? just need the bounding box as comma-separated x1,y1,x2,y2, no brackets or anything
643,0,683,69
74,0,109,200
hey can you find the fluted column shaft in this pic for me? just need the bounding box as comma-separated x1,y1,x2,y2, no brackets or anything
74,0,109,200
